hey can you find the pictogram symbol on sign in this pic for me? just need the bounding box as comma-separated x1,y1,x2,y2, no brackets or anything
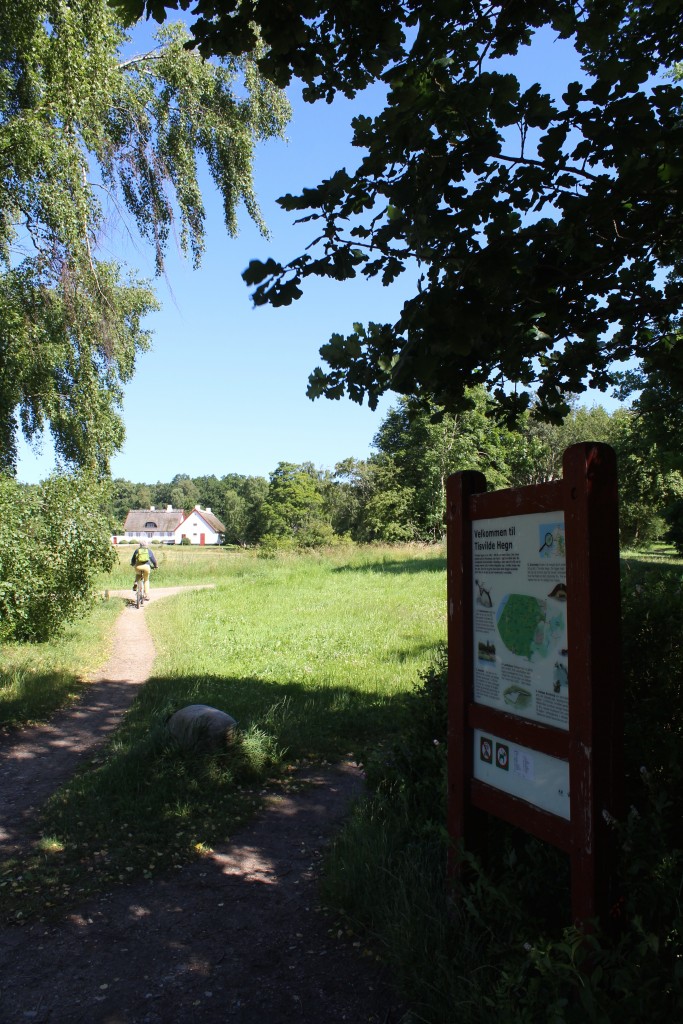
480,737,493,764
496,742,509,770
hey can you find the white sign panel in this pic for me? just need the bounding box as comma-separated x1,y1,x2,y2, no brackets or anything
473,729,570,819
472,511,568,730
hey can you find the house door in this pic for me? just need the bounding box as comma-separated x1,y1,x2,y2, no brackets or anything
200,533,206,545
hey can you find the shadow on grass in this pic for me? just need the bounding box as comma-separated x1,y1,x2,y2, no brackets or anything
333,556,446,576
0,659,426,929
126,671,417,762
0,669,83,731
0,671,418,926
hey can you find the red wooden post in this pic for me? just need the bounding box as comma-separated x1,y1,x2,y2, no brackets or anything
563,443,623,924
446,470,486,866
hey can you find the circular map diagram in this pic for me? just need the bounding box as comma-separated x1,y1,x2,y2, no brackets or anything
497,593,548,659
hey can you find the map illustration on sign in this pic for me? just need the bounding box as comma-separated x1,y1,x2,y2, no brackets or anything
497,594,566,662
472,511,569,729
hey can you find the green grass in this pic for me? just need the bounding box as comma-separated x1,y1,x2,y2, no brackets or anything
621,544,683,568
144,545,446,757
0,543,446,922
103,542,245,587
0,599,123,730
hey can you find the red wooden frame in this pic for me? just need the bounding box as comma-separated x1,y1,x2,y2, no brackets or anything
447,443,623,925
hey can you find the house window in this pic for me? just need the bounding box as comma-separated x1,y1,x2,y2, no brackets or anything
145,521,158,529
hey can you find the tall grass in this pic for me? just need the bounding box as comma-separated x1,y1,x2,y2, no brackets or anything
103,543,245,587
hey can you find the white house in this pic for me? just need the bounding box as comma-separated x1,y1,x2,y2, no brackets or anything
114,505,226,545
174,506,226,545
119,505,185,545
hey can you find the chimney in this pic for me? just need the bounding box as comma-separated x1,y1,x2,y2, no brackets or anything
150,506,155,511
206,507,211,514
167,504,172,512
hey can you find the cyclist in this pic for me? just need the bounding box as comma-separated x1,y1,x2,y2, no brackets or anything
130,540,158,601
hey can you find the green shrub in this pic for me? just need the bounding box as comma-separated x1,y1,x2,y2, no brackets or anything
257,532,297,557
0,474,115,642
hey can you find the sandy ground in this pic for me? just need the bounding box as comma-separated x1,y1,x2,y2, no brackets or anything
0,589,406,1024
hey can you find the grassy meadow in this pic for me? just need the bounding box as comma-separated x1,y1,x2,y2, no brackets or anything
0,543,447,920
140,544,446,758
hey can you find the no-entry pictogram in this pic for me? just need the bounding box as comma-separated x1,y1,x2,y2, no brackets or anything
480,737,493,764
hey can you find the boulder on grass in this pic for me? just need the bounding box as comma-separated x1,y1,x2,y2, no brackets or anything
167,704,237,752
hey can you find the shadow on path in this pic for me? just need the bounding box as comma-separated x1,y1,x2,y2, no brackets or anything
0,763,404,1024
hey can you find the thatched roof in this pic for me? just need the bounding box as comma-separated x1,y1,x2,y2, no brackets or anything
123,508,185,532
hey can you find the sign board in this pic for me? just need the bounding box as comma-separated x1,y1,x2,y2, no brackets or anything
473,511,568,730
446,443,623,925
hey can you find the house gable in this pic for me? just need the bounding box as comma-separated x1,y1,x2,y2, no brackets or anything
174,505,225,545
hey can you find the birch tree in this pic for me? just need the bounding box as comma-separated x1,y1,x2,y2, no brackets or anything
0,0,290,474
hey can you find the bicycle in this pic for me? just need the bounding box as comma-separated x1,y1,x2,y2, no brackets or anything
134,571,143,608
133,564,154,608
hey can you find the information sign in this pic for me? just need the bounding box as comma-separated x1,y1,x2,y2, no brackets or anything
473,511,568,729
446,443,623,926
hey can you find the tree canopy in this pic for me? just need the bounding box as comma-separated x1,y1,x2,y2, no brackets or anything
119,0,683,421
1,0,290,475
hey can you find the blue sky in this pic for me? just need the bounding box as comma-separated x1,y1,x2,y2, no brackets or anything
16,23,625,486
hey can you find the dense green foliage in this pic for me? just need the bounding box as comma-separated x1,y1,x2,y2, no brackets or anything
119,0,683,423
323,556,683,1021
261,460,334,548
0,474,115,641
0,0,290,475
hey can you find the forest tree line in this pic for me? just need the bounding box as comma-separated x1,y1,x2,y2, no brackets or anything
108,387,683,551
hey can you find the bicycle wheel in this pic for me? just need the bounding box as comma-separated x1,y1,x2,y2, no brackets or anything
136,576,143,609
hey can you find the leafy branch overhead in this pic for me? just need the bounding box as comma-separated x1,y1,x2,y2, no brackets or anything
119,0,683,420
0,0,290,475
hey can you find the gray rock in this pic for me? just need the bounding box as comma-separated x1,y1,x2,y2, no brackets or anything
166,704,237,752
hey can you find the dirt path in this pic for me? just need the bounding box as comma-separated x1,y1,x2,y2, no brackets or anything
0,587,211,856
0,590,405,1024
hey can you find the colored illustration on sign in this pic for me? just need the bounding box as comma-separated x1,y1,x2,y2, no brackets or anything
497,593,566,662
502,684,532,709
538,521,565,559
